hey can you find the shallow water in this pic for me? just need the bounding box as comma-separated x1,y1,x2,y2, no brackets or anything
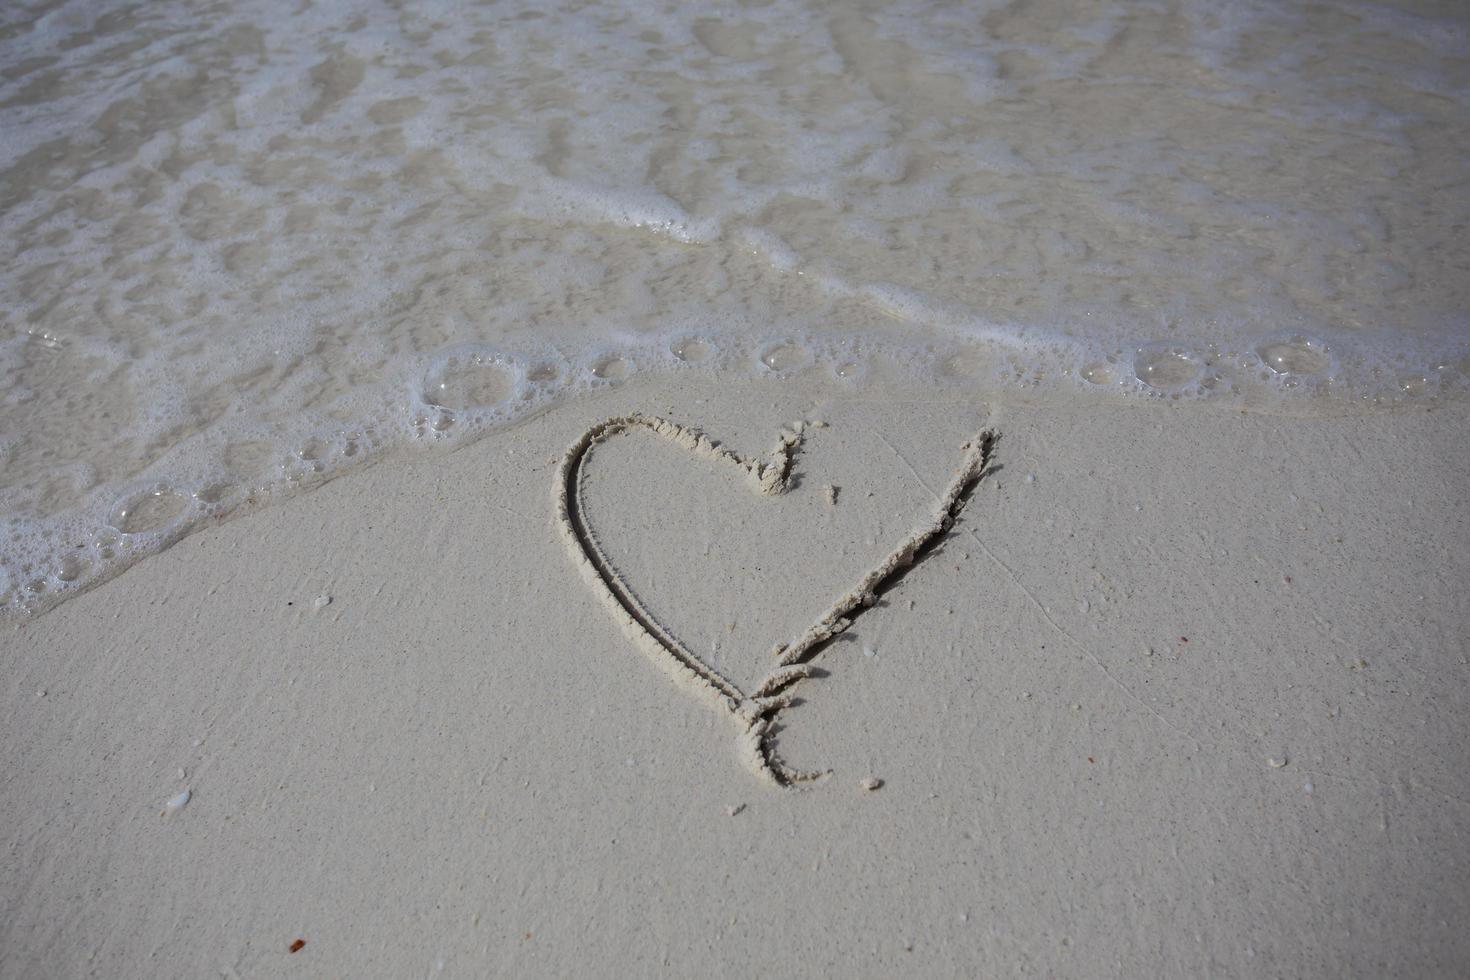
2,0,1468,611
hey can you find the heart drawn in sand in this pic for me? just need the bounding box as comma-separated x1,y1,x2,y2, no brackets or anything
555,414,998,787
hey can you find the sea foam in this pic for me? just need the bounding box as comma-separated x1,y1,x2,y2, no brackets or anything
1,0,1467,612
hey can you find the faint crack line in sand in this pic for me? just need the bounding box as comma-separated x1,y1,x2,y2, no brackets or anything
1296,766,1470,810
876,431,1200,751
556,414,997,787
887,433,1466,805
875,432,933,497
978,535,1200,751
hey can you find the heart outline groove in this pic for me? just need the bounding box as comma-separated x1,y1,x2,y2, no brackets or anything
555,414,999,787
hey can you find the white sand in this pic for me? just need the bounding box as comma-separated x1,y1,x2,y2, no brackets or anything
3,379,1468,977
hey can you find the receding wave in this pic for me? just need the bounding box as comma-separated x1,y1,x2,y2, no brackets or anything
2,0,1467,612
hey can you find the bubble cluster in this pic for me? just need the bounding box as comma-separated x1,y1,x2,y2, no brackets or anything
4,319,1467,618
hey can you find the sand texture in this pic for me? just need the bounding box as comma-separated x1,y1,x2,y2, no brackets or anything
3,379,1468,977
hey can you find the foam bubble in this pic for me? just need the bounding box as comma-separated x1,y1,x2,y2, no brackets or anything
195,483,232,505
296,439,328,463
92,528,120,561
109,486,188,535
758,342,814,374
940,349,991,379
1133,345,1205,391
1080,362,1120,386
223,441,276,478
671,339,713,363
592,355,632,381
423,346,521,411
1257,336,1333,377
56,553,90,583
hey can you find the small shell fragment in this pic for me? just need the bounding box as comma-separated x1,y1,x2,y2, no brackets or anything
163,789,191,814
860,776,884,791
1267,756,1288,769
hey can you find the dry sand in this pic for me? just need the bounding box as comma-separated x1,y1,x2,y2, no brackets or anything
3,378,1468,977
